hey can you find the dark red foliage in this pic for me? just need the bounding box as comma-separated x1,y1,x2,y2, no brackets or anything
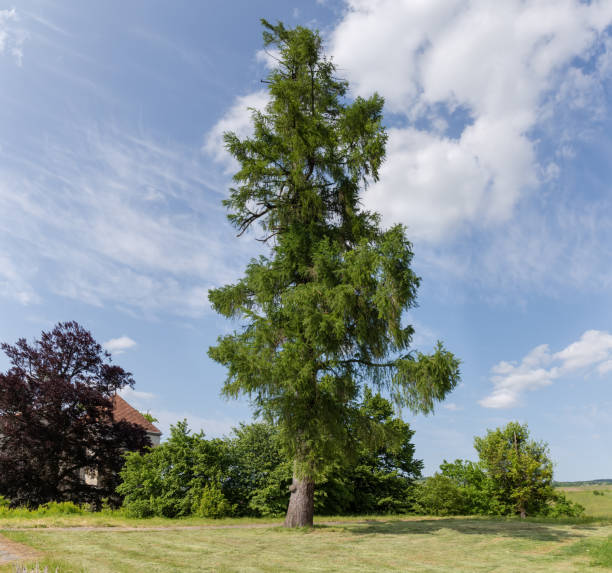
0,321,150,508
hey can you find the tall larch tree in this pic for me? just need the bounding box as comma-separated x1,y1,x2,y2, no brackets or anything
208,20,460,528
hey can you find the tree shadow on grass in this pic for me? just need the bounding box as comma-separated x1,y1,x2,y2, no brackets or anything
328,518,589,542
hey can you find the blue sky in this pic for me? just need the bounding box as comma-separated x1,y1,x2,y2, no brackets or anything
1,0,612,481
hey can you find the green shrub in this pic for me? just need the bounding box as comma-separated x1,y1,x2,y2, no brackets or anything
414,474,467,515
118,420,230,518
438,459,493,514
546,493,584,518
123,499,156,518
195,484,234,518
38,501,84,515
117,399,421,519
0,501,87,518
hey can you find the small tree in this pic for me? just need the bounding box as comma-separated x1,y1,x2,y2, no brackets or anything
474,422,555,518
208,20,460,527
0,322,150,508
418,423,583,518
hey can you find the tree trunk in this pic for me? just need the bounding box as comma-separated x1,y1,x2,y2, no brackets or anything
519,505,526,519
284,476,315,527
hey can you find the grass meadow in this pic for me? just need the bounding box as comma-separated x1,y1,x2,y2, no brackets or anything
561,485,612,517
1,487,611,572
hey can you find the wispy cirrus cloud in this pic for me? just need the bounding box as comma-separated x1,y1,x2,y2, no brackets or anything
0,252,39,305
480,330,612,408
443,402,462,412
0,124,250,317
0,8,26,66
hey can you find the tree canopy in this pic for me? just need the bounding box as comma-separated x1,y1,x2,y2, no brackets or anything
118,420,231,518
0,321,150,508
208,20,460,527
474,421,556,518
416,422,583,518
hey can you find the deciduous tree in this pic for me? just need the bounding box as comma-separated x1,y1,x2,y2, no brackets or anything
118,420,232,517
474,421,555,518
208,20,460,527
419,422,583,518
0,321,150,508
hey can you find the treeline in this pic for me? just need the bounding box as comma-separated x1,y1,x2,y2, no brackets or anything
117,390,422,518
0,323,585,520
554,479,612,487
118,417,584,519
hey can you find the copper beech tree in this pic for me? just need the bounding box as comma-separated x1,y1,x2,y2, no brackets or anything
208,21,461,527
0,321,150,508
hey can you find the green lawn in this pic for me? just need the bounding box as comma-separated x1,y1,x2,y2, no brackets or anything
2,517,612,572
2,486,612,573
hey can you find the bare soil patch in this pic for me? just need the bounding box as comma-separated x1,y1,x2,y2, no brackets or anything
0,533,40,564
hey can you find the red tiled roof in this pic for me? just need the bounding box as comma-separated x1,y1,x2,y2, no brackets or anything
112,395,161,435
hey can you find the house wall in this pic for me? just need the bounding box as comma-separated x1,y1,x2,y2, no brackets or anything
148,431,161,447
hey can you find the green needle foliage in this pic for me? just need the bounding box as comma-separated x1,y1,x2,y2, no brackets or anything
208,20,460,526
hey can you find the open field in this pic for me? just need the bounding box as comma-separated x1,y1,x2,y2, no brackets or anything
1,516,612,572
560,486,612,517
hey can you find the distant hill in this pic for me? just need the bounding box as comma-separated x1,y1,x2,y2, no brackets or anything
554,479,612,487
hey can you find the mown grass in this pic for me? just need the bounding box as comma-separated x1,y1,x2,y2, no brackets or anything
562,534,612,568
3,517,612,572
2,486,611,572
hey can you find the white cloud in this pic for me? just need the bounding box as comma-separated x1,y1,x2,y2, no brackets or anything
119,387,156,402
103,336,137,355
364,123,534,241
554,330,612,370
0,124,252,316
255,48,281,70
203,90,270,173
480,330,612,408
0,8,26,66
330,0,612,241
598,360,612,375
202,2,612,298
